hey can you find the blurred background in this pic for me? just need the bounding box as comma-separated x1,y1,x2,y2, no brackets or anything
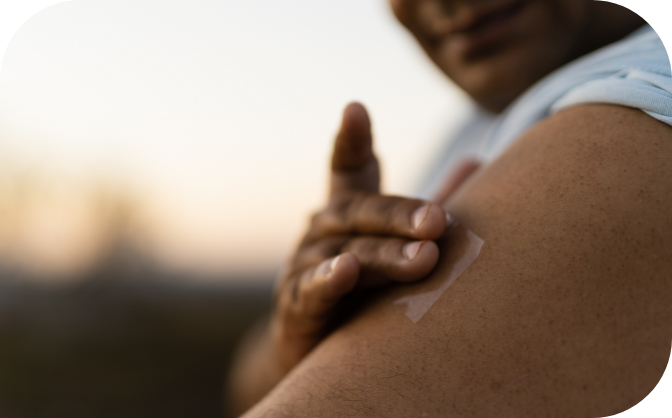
0,0,468,416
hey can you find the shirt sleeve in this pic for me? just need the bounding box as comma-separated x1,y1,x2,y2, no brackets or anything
551,68,672,126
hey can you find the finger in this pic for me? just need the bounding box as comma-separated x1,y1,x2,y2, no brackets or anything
291,236,348,272
296,253,360,316
271,254,360,369
330,102,380,195
279,254,360,332
342,236,439,287
306,194,446,243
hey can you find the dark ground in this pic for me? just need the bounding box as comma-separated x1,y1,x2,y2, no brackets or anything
0,258,273,418
5,199,668,418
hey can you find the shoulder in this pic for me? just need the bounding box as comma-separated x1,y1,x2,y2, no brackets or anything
409,103,672,413
242,104,672,418
456,103,672,249
484,25,672,160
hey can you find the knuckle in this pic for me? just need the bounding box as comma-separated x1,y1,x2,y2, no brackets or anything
356,195,416,234
377,238,398,263
344,237,380,261
343,192,377,231
379,198,403,232
305,193,354,237
293,237,347,272
310,192,364,237
324,191,365,234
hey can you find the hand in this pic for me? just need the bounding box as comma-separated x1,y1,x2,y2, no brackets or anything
270,103,449,373
227,103,482,415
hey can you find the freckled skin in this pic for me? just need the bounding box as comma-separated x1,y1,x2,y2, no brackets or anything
233,1,667,416
243,106,672,417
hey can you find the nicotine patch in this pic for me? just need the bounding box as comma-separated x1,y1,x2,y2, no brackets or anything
394,223,484,323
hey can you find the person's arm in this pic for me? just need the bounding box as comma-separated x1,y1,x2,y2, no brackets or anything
241,104,672,418
226,103,449,415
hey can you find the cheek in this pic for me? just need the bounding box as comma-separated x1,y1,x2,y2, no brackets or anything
388,0,439,38
388,0,413,27
547,0,590,23
436,0,592,106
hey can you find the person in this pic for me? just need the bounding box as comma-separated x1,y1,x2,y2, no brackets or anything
227,0,672,416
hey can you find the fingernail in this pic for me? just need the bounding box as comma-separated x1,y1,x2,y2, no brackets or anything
445,212,455,226
412,205,430,231
329,255,341,276
403,241,423,261
316,256,339,278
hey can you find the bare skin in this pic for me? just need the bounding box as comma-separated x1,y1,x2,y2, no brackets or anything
226,104,450,414
227,1,664,415
242,104,672,417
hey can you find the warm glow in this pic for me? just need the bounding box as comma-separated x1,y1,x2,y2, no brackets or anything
0,0,469,282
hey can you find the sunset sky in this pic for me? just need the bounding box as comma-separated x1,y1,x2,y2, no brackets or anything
0,0,669,283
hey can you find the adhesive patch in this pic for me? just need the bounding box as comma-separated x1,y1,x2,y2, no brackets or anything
394,224,484,323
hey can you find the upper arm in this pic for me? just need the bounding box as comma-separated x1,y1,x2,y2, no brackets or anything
243,105,672,418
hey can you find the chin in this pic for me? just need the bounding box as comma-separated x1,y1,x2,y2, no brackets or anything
445,55,538,113
441,36,569,113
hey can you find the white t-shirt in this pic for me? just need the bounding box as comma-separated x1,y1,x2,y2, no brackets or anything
415,25,672,199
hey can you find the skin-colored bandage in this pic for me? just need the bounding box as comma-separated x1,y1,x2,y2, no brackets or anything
394,224,484,323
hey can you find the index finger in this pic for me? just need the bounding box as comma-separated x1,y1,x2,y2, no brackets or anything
329,102,380,195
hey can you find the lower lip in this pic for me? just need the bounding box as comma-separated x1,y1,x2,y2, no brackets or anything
449,0,528,57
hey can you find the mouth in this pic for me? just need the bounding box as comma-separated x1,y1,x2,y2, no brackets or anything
463,0,527,33
425,0,530,57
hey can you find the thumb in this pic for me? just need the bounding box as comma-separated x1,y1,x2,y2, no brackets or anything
330,102,380,195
